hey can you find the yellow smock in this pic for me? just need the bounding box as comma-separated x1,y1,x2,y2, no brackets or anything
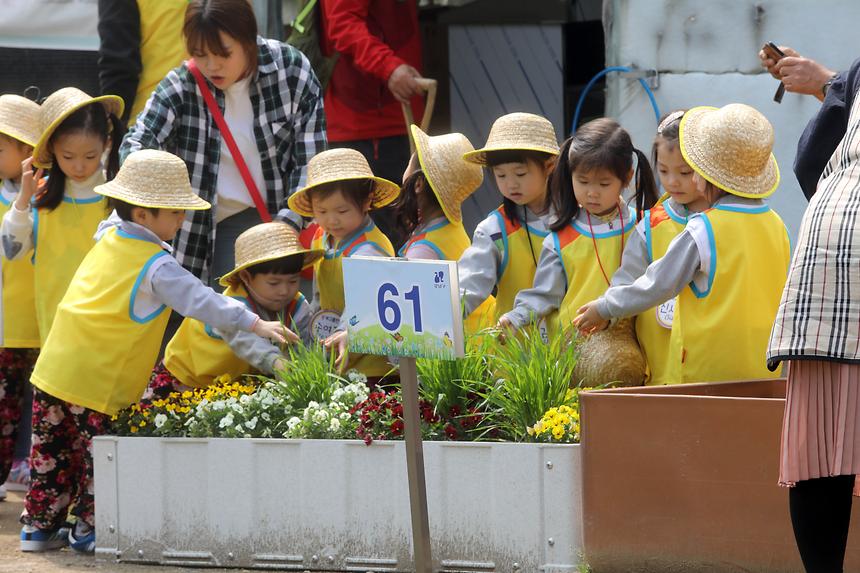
491,206,547,321
0,193,39,348
164,284,303,388
32,196,107,345
636,201,687,385
670,204,790,383
31,227,171,415
312,221,395,377
131,0,189,125
399,218,495,332
553,206,636,333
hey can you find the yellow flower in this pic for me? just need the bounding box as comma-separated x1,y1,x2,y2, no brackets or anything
552,425,564,440
130,426,138,433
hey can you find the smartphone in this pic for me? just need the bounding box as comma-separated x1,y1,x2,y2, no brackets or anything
763,42,787,103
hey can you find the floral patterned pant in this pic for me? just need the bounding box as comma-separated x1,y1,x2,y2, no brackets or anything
23,389,111,530
0,348,37,484
142,361,191,404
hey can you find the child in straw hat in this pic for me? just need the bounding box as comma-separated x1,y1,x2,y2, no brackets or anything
0,87,126,347
395,125,495,331
287,148,398,379
457,112,559,330
21,149,289,553
613,110,710,385
575,103,790,384
0,94,41,500
146,222,322,398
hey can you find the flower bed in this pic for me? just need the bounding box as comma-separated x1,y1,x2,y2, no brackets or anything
96,329,588,570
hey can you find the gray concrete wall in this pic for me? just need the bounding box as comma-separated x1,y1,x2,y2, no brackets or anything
604,0,860,242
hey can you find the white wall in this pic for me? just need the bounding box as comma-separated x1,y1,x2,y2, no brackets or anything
603,0,860,241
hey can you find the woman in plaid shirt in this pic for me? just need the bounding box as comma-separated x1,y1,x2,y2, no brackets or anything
121,0,326,288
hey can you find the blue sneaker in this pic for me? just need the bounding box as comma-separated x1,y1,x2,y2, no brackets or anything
20,524,69,551
68,522,95,554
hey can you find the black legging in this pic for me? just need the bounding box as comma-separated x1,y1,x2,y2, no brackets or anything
789,475,855,573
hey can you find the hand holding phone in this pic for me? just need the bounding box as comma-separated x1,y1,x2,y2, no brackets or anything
762,42,787,103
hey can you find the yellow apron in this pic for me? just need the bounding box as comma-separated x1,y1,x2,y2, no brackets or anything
312,221,395,377
33,196,107,345
0,194,39,348
553,206,636,333
399,219,495,332
670,204,790,383
491,206,547,321
164,284,303,388
131,0,189,125
31,227,171,415
636,200,687,385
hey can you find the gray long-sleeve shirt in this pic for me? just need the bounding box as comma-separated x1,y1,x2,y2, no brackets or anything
457,206,553,316
596,195,765,320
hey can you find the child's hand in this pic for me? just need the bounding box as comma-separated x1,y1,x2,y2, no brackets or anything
574,302,610,334
16,158,43,211
252,319,298,345
495,315,516,344
323,330,349,373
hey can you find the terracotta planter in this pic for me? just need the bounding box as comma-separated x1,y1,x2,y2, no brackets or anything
580,379,860,573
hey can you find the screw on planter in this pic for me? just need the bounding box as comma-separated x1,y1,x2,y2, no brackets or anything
109,524,115,533
513,562,521,571
137,549,144,557
546,461,553,469
548,537,555,546
311,555,319,563
228,552,235,560
327,555,335,563
107,453,113,461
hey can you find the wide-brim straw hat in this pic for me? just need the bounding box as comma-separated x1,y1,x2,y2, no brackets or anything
411,125,483,224
462,112,560,165
679,104,780,198
94,149,210,210
0,95,41,147
287,148,400,217
33,87,124,168
219,222,324,287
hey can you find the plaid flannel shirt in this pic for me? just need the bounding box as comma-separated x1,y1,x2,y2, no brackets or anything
121,37,327,281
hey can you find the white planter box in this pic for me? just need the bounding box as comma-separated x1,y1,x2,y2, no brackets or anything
94,437,582,572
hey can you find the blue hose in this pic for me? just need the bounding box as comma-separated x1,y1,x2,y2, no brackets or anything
571,66,661,135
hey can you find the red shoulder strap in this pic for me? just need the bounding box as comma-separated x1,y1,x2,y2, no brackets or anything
555,224,581,250
187,59,272,223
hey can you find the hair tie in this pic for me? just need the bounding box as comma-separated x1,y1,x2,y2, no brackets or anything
657,110,685,135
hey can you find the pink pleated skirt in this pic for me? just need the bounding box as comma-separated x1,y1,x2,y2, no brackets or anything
780,360,860,487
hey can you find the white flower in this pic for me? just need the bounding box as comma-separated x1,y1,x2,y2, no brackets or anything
245,417,258,430
340,412,350,421
219,413,234,428
154,414,168,429
212,401,226,411
347,370,367,384
332,388,345,401
308,401,320,409
313,409,329,423
231,403,243,413
261,412,271,422
329,418,341,431
286,417,301,430
239,394,252,405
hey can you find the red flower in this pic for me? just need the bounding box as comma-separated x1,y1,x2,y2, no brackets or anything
444,423,458,440
390,419,404,436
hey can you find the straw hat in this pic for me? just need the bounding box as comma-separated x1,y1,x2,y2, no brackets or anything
462,112,560,165
32,87,124,168
94,149,210,210
411,125,483,224
679,104,780,198
287,148,400,217
0,95,41,147
219,222,324,287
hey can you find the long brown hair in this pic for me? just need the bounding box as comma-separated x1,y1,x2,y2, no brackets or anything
184,0,259,77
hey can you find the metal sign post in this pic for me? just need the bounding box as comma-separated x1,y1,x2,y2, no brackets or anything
399,356,433,573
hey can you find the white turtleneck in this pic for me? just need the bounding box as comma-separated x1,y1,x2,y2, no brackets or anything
215,75,266,223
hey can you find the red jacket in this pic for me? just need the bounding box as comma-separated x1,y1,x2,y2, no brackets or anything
320,0,423,142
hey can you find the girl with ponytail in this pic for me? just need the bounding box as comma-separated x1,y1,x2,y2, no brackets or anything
498,117,658,337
